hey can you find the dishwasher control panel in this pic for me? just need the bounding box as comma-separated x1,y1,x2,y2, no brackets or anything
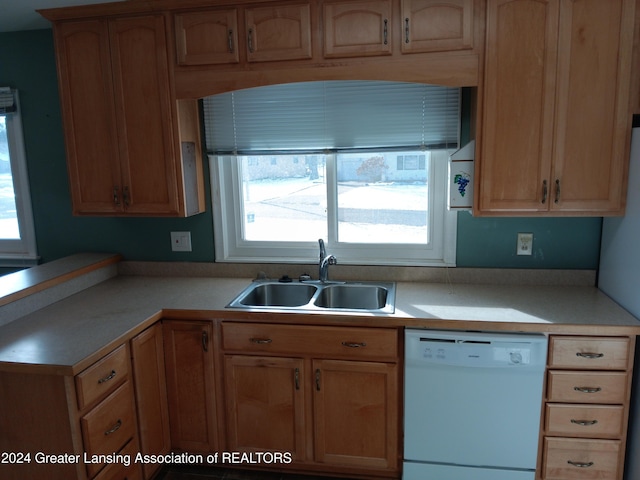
405,330,547,369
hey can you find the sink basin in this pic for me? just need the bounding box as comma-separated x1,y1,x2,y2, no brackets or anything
314,284,388,310
237,282,318,307
227,280,395,313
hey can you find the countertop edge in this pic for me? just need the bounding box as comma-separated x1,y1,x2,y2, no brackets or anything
0,253,122,307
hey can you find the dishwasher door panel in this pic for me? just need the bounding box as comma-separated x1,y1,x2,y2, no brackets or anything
403,329,547,473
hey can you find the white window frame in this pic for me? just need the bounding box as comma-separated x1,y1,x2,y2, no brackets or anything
210,151,457,267
0,91,38,267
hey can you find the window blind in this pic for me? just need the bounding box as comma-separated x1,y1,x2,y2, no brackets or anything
203,81,460,155
0,87,16,114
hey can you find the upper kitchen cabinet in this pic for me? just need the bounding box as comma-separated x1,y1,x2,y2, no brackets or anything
401,0,475,53
50,14,205,216
323,0,393,58
246,3,313,62
477,0,636,216
175,9,240,65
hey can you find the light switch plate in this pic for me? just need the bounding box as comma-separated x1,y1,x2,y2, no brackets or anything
171,231,192,252
517,233,533,256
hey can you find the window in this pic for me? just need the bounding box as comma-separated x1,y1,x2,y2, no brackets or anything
205,81,459,266
0,88,37,266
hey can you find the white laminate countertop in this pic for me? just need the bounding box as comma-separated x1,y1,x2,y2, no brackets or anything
0,258,639,375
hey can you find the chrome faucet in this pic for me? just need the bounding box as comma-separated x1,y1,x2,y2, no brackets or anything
318,239,337,283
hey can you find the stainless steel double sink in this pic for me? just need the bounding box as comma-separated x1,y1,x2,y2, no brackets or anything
226,279,396,314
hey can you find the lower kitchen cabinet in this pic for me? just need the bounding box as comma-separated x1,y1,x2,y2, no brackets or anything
163,320,218,453
541,335,635,480
224,355,307,460
313,358,398,469
130,323,171,479
0,343,143,480
221,322,400,477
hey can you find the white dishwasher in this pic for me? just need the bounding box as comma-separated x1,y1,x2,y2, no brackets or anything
403,329,548,480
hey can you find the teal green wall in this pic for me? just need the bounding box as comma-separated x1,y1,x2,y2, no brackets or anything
0,29,601,270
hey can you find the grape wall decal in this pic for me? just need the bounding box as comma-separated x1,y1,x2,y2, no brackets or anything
454,172,471,197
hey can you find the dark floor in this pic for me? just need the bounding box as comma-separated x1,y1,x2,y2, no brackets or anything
156,465,355,480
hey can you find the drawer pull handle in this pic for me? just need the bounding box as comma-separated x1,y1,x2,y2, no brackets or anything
574,386,602,394
104,419,122,436
576,352,604,359
571,419,598,426
98,370,116,384
250,338,272,344
342,342,366,348
567,460,594,468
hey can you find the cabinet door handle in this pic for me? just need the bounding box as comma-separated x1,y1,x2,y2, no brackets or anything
248,28,254,53
113,186,121,206
104,419,122,436
576,352,604,359
541,180,548,204
574,386,602,394
250,337,272,344
123,186,130,207
228,29,234,53
315,368,321,391
554,179,560,203
294,367,300,390
202,331,209,352
98,370,117,384
341,341,367,348
567,460,594,468
404,18,410,43
383,19,388,45
571,419,598,426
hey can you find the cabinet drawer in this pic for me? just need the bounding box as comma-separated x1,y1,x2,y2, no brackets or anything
547,371,627,404
81,381,136,478
545,404,624,438
92,438,142,480
548,337,630,370
543,437,620,480
222,323,398,361
76,344,129,409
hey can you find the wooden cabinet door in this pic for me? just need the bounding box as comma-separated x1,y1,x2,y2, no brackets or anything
312,359,398,470
550,0,634,214
109,15,181,215
54,20,122,215
163,321,217,453
401,0,474,53
224,355,307,461
175,9,239,65
245,3,312,62
323,0,392,58
478,0,559,213
131,324,170,479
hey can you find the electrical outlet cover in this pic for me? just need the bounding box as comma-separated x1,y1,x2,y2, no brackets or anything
517,233,533,256
171,231,192,252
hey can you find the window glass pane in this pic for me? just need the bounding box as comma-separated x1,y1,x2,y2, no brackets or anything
336,151,429,244
0,116,20,240
240,155,328,241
